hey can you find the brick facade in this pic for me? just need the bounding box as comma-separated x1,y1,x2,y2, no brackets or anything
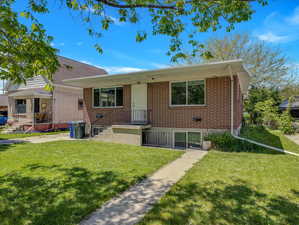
83,76,243,130
83,85,131,126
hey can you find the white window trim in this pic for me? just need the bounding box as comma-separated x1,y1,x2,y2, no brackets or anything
92,87,124,108
169,79,206,107
172,130,202,149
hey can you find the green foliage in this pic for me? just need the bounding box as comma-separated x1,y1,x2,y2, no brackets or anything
245,87,281,124
183,33,291,88
254,98,280,128
8,0,267,63
279,111,295,134
0,0,59,84
278,97,295,134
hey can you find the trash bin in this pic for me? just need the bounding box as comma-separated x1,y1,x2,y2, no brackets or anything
68,122,74,138
0,116,7,125
72,121,85,139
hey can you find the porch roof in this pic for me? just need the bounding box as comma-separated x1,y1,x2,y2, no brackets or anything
8,90,52,98
63,59,251,94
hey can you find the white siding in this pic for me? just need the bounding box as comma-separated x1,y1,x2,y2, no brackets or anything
8,76,47,91
53,86,83,123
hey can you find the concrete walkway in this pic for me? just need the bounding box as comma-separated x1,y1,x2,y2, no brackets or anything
80,150,207,225
285,133,299,145
0,133,73,144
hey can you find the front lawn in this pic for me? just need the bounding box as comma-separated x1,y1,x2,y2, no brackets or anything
139,126,299,225
0,141,182,225
0,130,69,140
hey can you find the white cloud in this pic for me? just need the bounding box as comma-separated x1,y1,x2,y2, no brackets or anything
150,63,168,68
103,66,144,74
76,42,83,46
80,60,93,65
255,7,299,44
257,32,290,43
50,42,55,47
59,42,65,46
286,6,299,25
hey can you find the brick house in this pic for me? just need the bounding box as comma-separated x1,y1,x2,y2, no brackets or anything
5,56,106,132
64,60,250,149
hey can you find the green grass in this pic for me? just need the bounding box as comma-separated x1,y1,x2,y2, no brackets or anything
241,126,299,154
0,141,182,225
0,130,68,140
139,126,299,225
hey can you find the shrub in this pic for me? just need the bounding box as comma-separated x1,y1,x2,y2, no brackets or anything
254,99,280,129
279,111,295,134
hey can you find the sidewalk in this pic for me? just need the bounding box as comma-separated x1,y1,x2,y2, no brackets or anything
80,150,208,225
0,133,73,144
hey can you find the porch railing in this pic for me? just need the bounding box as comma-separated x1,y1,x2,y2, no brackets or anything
142,131,173,148
34,112,52,124
93,109,152,126
11,112,52,124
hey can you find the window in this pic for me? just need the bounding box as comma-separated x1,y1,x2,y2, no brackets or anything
93,87,123,107
15,99,26,114
174,131,201,149
171,80,205,106
34,98,40,113
78,99,84,110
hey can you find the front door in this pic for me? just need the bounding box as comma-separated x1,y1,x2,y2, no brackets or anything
131,84,147,124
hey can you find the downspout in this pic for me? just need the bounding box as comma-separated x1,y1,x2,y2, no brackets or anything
228,65,299,157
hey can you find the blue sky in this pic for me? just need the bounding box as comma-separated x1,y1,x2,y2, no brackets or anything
13,0,299,74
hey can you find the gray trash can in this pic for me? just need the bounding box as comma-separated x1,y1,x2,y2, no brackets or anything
72,121,85,139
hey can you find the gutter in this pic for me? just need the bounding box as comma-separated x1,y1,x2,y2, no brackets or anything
228,65,299,157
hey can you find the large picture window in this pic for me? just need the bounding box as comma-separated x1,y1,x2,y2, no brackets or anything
93,87,123,107
171,80,205,106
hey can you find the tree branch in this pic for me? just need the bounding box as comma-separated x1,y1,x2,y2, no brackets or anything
96,0,177,9
96,0,254,10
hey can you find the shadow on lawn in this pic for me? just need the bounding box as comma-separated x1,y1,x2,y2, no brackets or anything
0,142,27,152
140,179,299,225
0,164,144,225
239,126,285,154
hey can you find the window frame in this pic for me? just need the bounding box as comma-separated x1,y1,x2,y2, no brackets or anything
172,130,202,149
92,87,124,108
15,99,27,114
169,79,206,107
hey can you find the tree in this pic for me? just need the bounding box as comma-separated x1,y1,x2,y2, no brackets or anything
0,0,267,83
183,33,290,88
0,0,59,85
244,87,281,124
254,98,279,128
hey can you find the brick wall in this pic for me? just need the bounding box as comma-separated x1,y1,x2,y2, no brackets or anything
83,76,243,129
83,85,131,126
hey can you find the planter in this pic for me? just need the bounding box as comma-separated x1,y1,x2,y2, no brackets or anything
202,141,212,151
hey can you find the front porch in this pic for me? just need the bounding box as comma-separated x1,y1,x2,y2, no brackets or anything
8,90,53,131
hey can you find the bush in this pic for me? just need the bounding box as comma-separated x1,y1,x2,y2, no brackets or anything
279,111,295,134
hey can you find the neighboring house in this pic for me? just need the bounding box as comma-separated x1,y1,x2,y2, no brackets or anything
279,96,299,119
64,59,250,149
0,94,8,116
5,56,106,131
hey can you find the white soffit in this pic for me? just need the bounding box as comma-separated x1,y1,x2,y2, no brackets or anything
63,59,250,94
